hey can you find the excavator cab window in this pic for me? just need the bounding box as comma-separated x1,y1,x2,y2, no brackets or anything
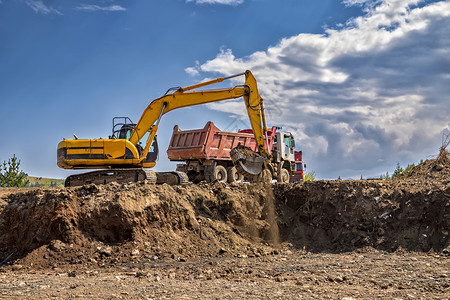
111,117,136,140
119,124,135,140
144,137,159,163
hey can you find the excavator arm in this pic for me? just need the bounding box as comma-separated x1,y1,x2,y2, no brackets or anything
129,70,270,162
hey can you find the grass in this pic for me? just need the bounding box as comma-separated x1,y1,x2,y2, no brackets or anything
26,176,65,187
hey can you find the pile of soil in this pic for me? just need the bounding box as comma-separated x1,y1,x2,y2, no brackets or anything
396,148,450,183
0,182,278,267
0,154,448,268
275,179,448,252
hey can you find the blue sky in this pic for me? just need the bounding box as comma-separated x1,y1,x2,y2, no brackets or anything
0,0,449,180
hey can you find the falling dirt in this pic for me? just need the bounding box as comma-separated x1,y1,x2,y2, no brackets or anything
0,153,449,298
261,185,280,246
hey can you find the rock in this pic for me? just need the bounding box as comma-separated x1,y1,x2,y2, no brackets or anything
131,249,140,256
98,247,113,257
38,285,50,289
147,255,158,261
135,271,148,278
68,271,76,277
49,240,66,252
11,264,23,271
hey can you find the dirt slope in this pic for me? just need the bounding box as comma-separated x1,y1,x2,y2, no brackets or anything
0,153,448,269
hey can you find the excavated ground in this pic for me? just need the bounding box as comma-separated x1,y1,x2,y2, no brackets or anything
0,153,449,298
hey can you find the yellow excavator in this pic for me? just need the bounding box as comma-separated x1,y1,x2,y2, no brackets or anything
57,70,272,186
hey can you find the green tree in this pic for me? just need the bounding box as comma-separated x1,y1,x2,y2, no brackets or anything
391,162,416,179
0,155,29,187
380,172,390,180
404,163,415,173
391,163,404,179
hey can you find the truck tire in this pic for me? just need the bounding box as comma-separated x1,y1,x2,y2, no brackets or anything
211,165,227,183
227,166,243,183
277,168,290,183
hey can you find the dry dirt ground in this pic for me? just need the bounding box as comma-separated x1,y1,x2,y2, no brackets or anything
0,152,449,299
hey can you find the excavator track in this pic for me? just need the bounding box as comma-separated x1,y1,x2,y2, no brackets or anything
65,169,188,187
156,171,189,185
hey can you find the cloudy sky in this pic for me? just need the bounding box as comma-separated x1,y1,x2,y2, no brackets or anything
0,0,448,180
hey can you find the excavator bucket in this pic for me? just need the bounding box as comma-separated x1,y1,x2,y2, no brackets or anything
230,144,265,177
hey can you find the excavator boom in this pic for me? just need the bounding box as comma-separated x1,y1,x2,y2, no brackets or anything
129,70,270,159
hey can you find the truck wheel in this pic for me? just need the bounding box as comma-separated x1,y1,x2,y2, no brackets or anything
277,168,290,183
227,166,243,183
213,165,227,183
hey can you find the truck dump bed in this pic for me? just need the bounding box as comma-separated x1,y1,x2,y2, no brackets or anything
167,121,276,161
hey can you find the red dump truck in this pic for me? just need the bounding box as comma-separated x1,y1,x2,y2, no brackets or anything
167,121,304,183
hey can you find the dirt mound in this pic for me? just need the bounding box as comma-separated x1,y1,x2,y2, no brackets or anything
395,147,450,182
275,179,448,252
0,156,448,267
0,182,278,267
276,154,448,252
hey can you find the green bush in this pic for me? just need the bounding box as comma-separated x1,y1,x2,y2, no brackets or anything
304,171,316,181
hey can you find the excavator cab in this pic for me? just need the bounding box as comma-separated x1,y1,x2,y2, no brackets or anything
111,117,159,163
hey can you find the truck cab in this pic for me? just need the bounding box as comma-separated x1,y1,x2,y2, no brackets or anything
272,132,296,174
272,132,295,163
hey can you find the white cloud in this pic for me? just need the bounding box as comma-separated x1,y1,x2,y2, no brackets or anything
76,4,126,12
188,0,450,179
25,0,62,15
186,0,244,5
185,67,200,76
